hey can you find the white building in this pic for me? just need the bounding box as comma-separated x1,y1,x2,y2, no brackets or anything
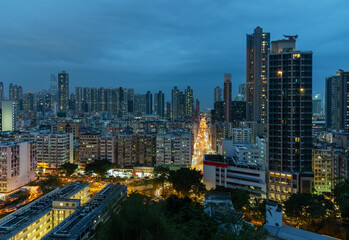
203,154,266,198
232,128,252,144
0,101,16,132
36,132,73,170
0,141,36,193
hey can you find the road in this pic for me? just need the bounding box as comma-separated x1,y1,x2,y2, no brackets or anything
191,114,214,170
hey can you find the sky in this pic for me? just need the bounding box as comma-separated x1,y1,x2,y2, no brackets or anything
0,0,348,110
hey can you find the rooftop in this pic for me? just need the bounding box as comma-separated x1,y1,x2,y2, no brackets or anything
0,182,88,239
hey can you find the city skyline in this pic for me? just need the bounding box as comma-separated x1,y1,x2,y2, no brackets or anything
1,1,348,109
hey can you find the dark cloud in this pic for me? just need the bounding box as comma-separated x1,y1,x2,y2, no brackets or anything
0,0,348,108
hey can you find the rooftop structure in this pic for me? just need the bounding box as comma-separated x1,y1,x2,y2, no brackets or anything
44,184,127,240
0,182,89,240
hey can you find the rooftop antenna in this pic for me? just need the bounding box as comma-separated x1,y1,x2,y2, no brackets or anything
283,35,298,40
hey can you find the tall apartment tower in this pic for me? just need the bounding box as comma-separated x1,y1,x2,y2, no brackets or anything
172,86,180,119
213,86,222,105
58,71,69,112
154,91,165,118
246,27,270,123
224,73,232,122
145,91,153,114
267,36,313,201
325,70,349,130
90,88,98,112
0,101,16,131
185,86,194,119
83,87,90,113
75,87,83,113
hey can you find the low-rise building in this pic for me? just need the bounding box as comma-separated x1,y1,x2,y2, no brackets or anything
0,182,90,240
43,184,127,240
203,154,266,198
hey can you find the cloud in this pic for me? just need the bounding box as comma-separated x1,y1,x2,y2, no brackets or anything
0,0,348,108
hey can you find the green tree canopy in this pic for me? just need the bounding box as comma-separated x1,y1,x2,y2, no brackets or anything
333,179,349,219
60,162,78,176
168,168,206,197
284,193,334,223
85,159,113,178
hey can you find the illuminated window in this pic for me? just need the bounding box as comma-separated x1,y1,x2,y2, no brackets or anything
295,137,300,142
293,54,301,59
277,71,283,77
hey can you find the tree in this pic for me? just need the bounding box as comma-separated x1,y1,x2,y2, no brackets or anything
95,193,178,240
60,162,78,176
333,179,349,219
168,168,206,197
213,186,250,213
244,198,267,224
284,193,334,224
84,160,113,178
38,175,63,193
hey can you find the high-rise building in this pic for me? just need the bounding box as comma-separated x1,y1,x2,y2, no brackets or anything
185,86,194,119
246,27,270,123
23,92,35,111
312,94,322,115
172,86,180,119
224,73,232,122
325,70,349,130
0,101,16,131
154,91,165,118
127,89,134,113
83,87,90,113
9,84,23,103
75,87,83,113
98,87,106,112
267,36,313,201
166,101,171,120
214,86,222,105
58,71,69,112
0,82,3,101
36,133,73,170
90,88,98,112
134,94,146,115
145,91,152,114
0,141,36,193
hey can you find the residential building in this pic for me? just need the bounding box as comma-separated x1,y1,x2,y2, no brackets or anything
154,91,165,118
146,91,152,114
0,101,16,132
0,182,90,240
79,133,100,167
0,141,36,193
325,70,349,130
246,27,270,123
224,73,232,122
58,71,69,112
36,132,73,171
267,36,313,201
214,86,222,105
185,86,194,119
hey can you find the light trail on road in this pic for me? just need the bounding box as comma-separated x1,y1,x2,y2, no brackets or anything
191,114,214,170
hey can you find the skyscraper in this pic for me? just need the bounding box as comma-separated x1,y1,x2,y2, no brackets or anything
312,94,322,115
83,87,90,113
213,86,222,105
98,88,106,112
0,101,16,131
172,86,180,119
246,27,270,123
58,71,69,112
325,70,349,130
224,73,232,122
267,36,313,201
75,87,83,113
185,86,194,119
90,88,98,112
154,91,165,118
145,91,152,114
